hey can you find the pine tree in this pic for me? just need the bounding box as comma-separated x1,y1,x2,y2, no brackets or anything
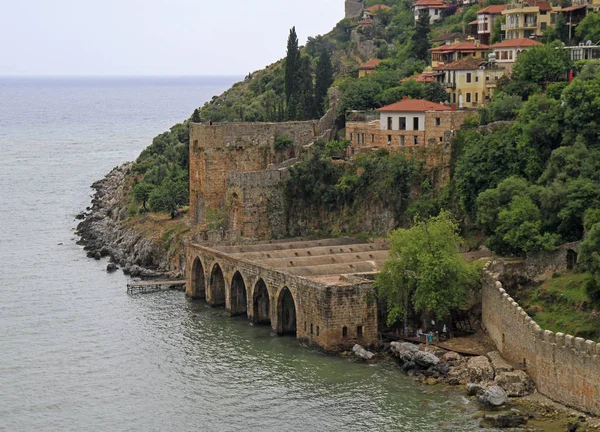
411,12,431,63
285,27,301,119
191,108,201,123
314,50,333,118
298,55,315,120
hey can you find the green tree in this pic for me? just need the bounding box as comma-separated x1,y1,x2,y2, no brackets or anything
576,12,600,44
285,27,301,119
375,211,480,325
411,11,431,63
191,108,201,123
314,49,333,117
148,179,189,218
297,55,315,120
132,182,155,211
490,16,503,44
424,82,449,103
489,92,523,121
512,43,571,84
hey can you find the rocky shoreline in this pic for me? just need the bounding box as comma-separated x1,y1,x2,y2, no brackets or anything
75,163,180,279
349,341,600,431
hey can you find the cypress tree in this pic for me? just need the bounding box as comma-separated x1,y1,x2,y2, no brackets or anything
191,108,201,123
285,27,301,119
298,55,315,120
411,11,431,63
314,50,333,118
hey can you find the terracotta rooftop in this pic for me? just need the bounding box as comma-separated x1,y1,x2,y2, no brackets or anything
402,71,443,83
491,38,543,48
358,18,374,25
469,19,478,25
434,56,485,70
477,4,507,14
430,41,490,51
359,58,381,70
559,4,587,11
507,0,553,11
413,0,448,7
377,98,452,112
365,4,392,12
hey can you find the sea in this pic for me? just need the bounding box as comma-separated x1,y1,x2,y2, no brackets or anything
0,76,480,431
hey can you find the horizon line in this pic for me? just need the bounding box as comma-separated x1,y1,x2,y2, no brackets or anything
0,74,245,79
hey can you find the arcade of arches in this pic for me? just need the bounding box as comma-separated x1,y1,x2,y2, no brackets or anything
186,238,382,351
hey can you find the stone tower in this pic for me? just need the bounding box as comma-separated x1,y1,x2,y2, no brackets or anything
345,0,364,18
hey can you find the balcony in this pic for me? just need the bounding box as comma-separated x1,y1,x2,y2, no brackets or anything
502,21,537,30
444,82,456,89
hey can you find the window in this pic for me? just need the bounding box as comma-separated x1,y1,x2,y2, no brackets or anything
305,322,307,332
342,326,348,338
541,22,547,30
317,326,320,336
310,324,314,335
466,92,471,103
357,326,363,337
371,134,374,143
475,92,479,103
360,133,365,144
399,117,407,130
439,137,444,142
434,8,438,15
475,76,479,82
435,117,441,126
400,135,405,147
387,135,392,143
387,117,393,130
350,133,353,141
413,117,419,130
466,72,472,83
413,136,419,145
193,139,198,147
452,93,456,104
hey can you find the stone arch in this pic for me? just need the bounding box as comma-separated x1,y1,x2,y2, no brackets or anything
253,279,271,325
230,271,248,316
277,287,297,335
209,263,226,307
190,257,206,299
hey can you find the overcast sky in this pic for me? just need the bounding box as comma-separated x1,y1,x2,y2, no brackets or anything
0,0,343,76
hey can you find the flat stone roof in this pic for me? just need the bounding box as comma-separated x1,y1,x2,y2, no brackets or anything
213,238,389,286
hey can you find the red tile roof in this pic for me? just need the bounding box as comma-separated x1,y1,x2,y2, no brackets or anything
401,71,443,83
434,56,485,70
559,4,587,11
377,99,452,112
430,41,490,51
477,5,507,14
491,38,543,48
413,0,448,7
358,18,374,25
469,19,478,25
365,4,393,12
359,59,381,70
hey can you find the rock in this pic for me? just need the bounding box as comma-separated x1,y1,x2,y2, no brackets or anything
447,364,469,386
93,252,101,260
466,382,487,396
441,351,462,365
413,350,440,368
432,362,450,376
470,411,485,420
487,351,513,374
75,212,86,220
352,344,375,360
402,361,416,371
426,377,438,385
390,342,419,362
477,385,508,408
495,370,534,397
467,356,494,384
106,263,118,272
479,410,527,428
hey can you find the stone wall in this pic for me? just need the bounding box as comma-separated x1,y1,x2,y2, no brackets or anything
345,0,364,18
482,261,600,415
186,244,378,351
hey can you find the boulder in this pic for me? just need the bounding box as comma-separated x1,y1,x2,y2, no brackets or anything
432,362,450,376
352,344,375,360
106,263,118,272
467,356,495,383
413,350,440,368
390,342,419,362
477,385,509,408
441,351,462,365
495,370,534,397
466,382,487,396
487,351,513,374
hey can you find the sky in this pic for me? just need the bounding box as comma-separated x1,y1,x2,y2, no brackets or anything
0,0,344,76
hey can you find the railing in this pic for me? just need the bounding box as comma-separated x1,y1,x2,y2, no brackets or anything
444,82,456,89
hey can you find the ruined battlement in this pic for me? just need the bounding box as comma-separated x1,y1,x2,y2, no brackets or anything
345,0,364,18
482,261,600,415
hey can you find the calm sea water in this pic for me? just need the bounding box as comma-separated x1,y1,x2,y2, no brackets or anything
0,77,480,431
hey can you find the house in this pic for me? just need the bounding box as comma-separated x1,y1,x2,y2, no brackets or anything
402,70,443,83
502,0,559,40
358,59,381,77
490,38,543,72
563,41,600,61
363,3,392,19
413,0,448,23
430,41,490,67
434,57,506,107
477,5,507,45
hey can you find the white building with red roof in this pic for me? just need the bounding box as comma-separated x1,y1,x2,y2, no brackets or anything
490,38,543,71
412,0,448,23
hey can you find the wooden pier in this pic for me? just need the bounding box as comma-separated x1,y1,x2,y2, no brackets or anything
126,279,186,294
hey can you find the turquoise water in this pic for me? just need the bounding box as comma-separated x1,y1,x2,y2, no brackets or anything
0,77,480,431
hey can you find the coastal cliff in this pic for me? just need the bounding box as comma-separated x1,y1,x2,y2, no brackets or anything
76,163,188,278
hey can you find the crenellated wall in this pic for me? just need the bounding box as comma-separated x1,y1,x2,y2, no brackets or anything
482,261,600,415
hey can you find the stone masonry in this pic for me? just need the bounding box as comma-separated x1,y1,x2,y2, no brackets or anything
482,261,600,415
186,238,385,351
